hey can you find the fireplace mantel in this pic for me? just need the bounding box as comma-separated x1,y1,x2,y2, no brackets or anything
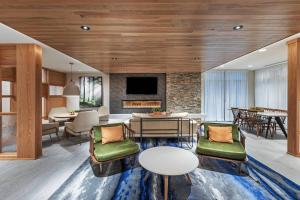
122,100,161,109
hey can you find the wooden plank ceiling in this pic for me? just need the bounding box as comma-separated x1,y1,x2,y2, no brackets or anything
1,0,300,73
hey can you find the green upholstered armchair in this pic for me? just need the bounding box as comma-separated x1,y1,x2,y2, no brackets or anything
196,122,246,166
89,123,140,173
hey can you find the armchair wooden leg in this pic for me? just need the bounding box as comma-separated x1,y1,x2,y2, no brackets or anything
56,127,60,140
89,157,102,177
256,125,259,137
239,163,245,174
198,155,204,166
49,134,53,143
99,163,103,174
64,127,69,139
79,133,82,145
185,174,192,185
129,155,136,166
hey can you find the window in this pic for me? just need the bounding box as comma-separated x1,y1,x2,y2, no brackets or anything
1,81,15,113
255,62,287,109
42,68,48,83
1,81,16,152
49,85,64,96
202,71,248,121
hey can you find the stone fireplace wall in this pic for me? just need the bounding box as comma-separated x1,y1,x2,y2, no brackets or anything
166,73,201,113
109,72,201,114
110,73,166,114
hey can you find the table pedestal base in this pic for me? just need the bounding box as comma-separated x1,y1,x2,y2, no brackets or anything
163,174,191,200
164,175,168,200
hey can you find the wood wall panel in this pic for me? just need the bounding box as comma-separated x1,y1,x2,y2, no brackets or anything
10,82,17,113
41,83,48,98
1,68,16,82
16,44,42,159
287,38,300,157
44,69,67,117
0,45,16,68
48,70,66,86
46,96,66,117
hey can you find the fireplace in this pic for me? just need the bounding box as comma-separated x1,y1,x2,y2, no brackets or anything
122,100,161,109
110,73,166,114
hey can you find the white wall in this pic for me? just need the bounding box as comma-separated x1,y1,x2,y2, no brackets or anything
66,71,110,112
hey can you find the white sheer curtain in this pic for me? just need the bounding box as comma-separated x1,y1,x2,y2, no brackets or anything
203,71,225,121
203,70,248,121
225,71,248,121
255,62,287,109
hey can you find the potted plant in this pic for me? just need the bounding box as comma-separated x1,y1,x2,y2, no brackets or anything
68,109,75,115
152,107,162,115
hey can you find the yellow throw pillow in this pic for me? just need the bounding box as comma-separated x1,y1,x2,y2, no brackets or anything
101,125,124,144
208,126,233,143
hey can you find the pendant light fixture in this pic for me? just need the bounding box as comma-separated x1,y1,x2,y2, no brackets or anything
63,62,80,96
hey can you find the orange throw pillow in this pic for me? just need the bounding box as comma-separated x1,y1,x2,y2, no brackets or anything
208,126,233,143
101,125,124,144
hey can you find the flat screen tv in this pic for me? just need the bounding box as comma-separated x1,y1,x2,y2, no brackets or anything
126,77,157,95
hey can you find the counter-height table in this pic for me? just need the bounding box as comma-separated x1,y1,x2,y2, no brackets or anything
257,112,288,138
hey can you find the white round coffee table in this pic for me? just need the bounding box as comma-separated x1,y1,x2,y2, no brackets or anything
139,146,199,200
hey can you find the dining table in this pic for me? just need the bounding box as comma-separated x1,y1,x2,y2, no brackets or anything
257,112,288,138
53,112,78,119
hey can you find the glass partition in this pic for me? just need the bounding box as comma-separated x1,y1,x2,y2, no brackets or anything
0,73,17,154
0,115,16,152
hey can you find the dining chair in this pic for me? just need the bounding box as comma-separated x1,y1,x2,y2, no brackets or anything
64,110,99,144
247,111,263,136
239,109,249,128
42,119,59,142
231,107,240,125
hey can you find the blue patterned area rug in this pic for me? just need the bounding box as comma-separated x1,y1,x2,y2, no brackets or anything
50,139,300,200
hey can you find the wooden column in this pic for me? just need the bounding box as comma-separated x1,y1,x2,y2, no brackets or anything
0,69,2,153
287,39,300,156
16,44,42,159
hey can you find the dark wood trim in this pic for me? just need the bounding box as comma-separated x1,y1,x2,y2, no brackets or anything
0,112,17,115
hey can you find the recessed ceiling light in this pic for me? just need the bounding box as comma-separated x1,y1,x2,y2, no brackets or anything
233,25,243,30
219,65,224,68
248,64,253,68
81,25,90,31
258,48,267,52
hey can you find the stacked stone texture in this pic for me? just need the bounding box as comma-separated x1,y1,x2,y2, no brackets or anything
166,73,201,113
